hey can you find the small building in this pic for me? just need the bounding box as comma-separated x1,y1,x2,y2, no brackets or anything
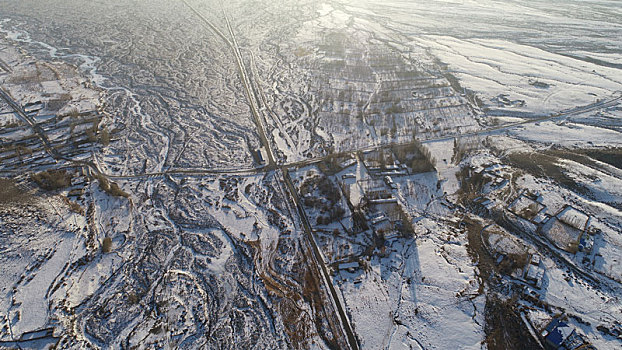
542,318,575,349
23,101,44,114
484,163,508,176
370,213,389,225
383,175,397,190
525,264,545,289
338,262,360,273
530,254,542,266
383,230,400,240
495,253,505,265
256,149,265,164
578,235,593,254
533,212,548,225
359,178,391,200
522,285,542,303
20,328,55,341
368,197,398,205
250,147,266,165
481,199,497,212
495,179,509,190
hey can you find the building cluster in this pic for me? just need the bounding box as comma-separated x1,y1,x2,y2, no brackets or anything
464,162,610,348
540,317,595,350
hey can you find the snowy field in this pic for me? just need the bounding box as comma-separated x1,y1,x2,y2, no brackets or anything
1,0,621,349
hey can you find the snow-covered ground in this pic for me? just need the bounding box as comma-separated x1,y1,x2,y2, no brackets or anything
1,0,622,348
0,195,86,338
412,36,622,116
511,120,622,148
337,219,484,350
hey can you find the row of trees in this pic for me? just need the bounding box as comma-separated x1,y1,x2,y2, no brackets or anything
71,118,110,147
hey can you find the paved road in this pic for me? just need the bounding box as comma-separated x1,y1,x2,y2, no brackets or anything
283,93,622,170
90,92,622,180
281,168,361,350
180,2,359,349
222,11,277,168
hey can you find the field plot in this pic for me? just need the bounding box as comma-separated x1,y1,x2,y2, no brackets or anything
245,2,480,164
541,217,583,253
343,0,622,120
413,36,622,117
508,194,545,221
0,190,86,339
303,32,478,156
0,38,106,173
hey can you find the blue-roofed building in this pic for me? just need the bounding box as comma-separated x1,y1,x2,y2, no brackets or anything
541,317,594,350
542,318,573,349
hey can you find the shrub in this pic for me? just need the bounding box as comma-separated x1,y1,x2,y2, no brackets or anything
96,174,129,198
96,174,110,192
31,170,72,190
14,145,33,161
63,197,84,215
69,108,80,118
85,128,97,143
316,216,327,225
109,182,130,198
0,179,25,204
102,237,112,253
100,126,110,147
127,293,140,304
